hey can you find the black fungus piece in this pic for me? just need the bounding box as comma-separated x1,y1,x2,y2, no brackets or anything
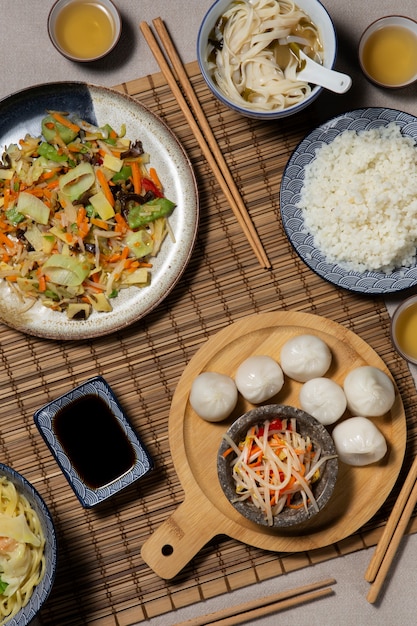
1,152,12,168
73,190,93,206
115,190,156,221
120,140,144,160
84,242,96,254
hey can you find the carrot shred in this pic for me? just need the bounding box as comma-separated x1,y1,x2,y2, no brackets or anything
91,217,109,230
149,166,162,189
50,112,80,133
96,168,115,207
114,212,128,233
0,232,14,249
3,189,10,210
76,206,90,239
37,269,46,293
130,161,142,194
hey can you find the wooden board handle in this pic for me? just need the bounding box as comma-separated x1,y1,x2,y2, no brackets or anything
141,496,221,579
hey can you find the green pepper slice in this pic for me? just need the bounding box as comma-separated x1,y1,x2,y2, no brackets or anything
38,142,68,163
127,198,176,229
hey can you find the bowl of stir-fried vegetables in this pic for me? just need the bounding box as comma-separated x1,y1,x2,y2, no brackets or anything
0,82,198,339
218,404,338,527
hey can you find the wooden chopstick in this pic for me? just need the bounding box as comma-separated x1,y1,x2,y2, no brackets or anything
365,455,417,603
174,578,336,626
139,19,271,270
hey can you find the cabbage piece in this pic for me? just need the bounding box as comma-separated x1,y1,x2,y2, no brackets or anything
0,513,40,547
42,114,78,145
42,254,91,286
17,192,50,225
59,162,95,201
126,229,153,258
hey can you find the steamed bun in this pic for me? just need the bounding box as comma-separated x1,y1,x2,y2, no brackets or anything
235,355,284,404
343,366,395,417
190,372,238,422
299,377,347,425
280,334,332,383
332,416,387,466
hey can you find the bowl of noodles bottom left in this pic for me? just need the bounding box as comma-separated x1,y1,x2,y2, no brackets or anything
0,463,57,626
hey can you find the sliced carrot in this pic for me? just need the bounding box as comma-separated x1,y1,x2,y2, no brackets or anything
3,189,10,210
96,168,115,208
76,206,90,239
67,142,84,153
45,179,60,190
114,212,128,233
130,161,142,194
149,166,162,189
40,170,56,181
124,259,140,270
37,270,46,293
0,232,14,249
50,112,80,134
23,188,45,198
91,217,110,230
222,447,234,459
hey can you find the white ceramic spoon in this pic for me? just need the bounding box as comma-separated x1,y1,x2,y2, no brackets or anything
288,44,352,94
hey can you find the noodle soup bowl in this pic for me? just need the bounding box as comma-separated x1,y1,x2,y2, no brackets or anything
197,0,338,120
217,405,338,528
0,463,57,625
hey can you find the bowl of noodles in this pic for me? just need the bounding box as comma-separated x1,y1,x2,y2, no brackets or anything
197,0,337,119
0,464,57,626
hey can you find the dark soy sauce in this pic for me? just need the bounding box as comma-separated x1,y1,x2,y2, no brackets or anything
54,394,136,489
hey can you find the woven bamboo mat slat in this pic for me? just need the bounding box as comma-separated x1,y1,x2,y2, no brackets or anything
0,60,415,624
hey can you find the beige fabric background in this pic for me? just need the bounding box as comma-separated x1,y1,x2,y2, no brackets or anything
1,1,417,624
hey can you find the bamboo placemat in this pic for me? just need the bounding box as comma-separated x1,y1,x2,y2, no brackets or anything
1,61,417,625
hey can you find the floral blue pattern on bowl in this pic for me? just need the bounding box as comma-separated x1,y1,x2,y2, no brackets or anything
280,107,417,294
34,376,153,508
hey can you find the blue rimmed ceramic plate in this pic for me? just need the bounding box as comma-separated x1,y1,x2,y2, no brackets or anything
34,376,153,508
280,107,417,294
0,463,57,625
0,82,198,340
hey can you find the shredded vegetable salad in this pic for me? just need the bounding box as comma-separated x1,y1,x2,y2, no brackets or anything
222,418,334,526
0,111,176,320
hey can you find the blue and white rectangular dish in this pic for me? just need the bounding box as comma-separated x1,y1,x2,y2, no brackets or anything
34,376,153,508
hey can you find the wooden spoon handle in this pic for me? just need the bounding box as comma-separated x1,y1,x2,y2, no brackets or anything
141,496,220,579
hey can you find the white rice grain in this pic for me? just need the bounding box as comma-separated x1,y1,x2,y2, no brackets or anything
297,123,417,273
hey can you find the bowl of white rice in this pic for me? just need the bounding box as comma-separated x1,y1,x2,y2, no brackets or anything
280,107,417,294
197,0,337,120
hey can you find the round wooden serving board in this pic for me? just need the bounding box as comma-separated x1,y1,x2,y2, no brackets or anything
141,311,406,579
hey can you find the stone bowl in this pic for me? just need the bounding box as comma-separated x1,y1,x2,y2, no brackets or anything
217,404,338,528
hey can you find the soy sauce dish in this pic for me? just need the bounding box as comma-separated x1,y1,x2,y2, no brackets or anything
34,377,153,507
